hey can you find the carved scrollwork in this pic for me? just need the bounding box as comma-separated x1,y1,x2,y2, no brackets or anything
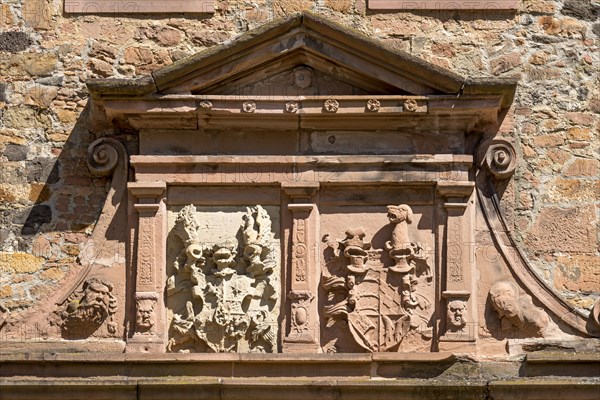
57,278,118,339
55,138,128,309
477,139,517,179
288,290,314,335
489,281,549,337
87,137,126,177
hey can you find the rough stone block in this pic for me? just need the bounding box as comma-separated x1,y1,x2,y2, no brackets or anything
524,206,596,253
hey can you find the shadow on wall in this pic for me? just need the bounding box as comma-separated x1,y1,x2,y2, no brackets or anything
20,104,134,242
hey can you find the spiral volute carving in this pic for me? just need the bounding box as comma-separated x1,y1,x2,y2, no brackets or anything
87,138,125,177
477,139,517,179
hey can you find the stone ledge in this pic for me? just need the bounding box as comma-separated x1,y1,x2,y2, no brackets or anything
0,377,597,400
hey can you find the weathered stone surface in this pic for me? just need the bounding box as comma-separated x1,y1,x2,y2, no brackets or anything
0,0,597,377
532,133,565,148
554,255,600,293
0,31,33,53
563,158,599,177
0,252,45,273
524,206,596,253
567,127,592,141
561,0,598,21
3,143,29,161
24,84,58,108
23,0,53,30
490,52,522,75
325,0,352,13
273,0,314,16
155,27,183,47
88,58,113,77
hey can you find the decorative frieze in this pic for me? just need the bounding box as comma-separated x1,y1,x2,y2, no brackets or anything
437,182,476,344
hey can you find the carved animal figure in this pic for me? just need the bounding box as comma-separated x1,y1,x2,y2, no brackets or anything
385,204,414,251
489,281,549,337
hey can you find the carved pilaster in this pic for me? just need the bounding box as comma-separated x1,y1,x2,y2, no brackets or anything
282,183,319,352
127,182,166,352
437,182,477,346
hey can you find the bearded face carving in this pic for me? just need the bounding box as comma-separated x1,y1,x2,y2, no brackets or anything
58,278,117,339
447,300,468,332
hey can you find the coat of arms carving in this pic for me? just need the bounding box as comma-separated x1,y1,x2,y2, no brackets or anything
166,205,280,353
321,205,433,353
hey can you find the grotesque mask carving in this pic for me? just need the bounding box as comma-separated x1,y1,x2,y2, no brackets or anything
447,300,468,332
58,278,117,339
135,297,156,334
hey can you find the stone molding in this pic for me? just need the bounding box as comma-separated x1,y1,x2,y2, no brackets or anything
368,1,519,10
64,1,215,14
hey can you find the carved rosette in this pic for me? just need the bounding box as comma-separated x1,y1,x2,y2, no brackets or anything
285,101,299,113
366,99,380,112
323,99,339,113
403,99,418,112
242,101,256,113
167,205,279,353
199,100,213,110
477,139,517,179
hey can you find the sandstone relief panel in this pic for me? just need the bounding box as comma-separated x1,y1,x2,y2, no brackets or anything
320,205,434,353
165,205,280,353
55,278,118,340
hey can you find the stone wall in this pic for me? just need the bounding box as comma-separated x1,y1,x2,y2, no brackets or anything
0,0,598,319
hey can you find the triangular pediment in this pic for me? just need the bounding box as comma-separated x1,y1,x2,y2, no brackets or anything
89,12,516,100
205,66,371,97
87,12,517,132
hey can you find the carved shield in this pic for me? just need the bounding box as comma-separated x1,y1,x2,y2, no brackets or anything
347,268,408,352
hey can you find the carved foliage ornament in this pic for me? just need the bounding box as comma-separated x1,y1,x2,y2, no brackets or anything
321,205,432,353
167,205,279,353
